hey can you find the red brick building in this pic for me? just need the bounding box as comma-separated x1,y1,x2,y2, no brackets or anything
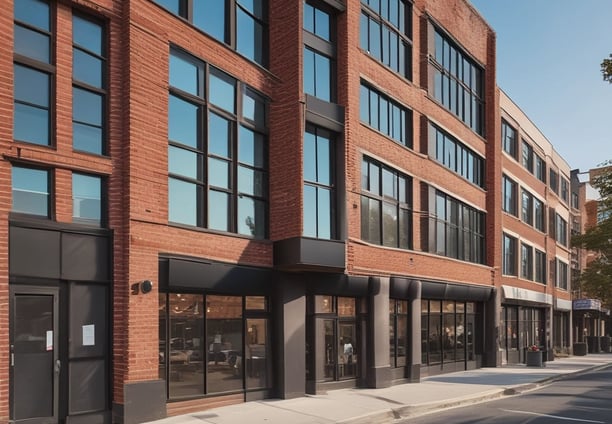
0,1,578,423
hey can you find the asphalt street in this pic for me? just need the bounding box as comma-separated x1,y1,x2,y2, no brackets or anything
406,364,612,424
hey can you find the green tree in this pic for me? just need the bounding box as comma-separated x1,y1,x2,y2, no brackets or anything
603,54,612,83
572,161,612,306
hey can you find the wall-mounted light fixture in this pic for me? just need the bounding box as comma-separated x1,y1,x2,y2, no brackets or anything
131,280,154,295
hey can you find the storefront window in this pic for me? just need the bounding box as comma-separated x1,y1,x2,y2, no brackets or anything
390,299,408,368
159,293,270,400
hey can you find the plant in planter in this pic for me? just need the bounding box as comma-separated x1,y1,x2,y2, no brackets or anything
526,345,543,367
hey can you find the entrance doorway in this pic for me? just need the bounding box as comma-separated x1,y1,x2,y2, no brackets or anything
10,286,59,424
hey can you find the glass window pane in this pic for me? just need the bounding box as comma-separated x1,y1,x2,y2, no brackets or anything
170,53,199,96
194,1,226,42
12,166,49,216
314,52,331,101
360,84,369,123
72,173,101,224
73,88,102,126
208,190,229,231
154,0,180,14
237,0,265,18
238,196,265,238
243,89,265,127
361,196,381,244
303,185,317,237
314,7,330,40
14,64,49,106
316,131,331,185
238,166,265,197
238,126,265,167
382,202,398,247
303,48,315,96
73,122,102,155
168,293,205,398
245,296,266,310
237,9,264,65
304,129,316,182
315,295,333,313
14,103,49,145
317,188,332,239
245,318,269,390
304,3,315,33
15,0,50,31
168,178,197,225
14,24,50,63
169,95,198,148
73,15,103,55
209,70,236,113
208,113,231,158
73,50,103,88
209,158,230,189
207,295,242,393
169,146,198,179
382,168,395,198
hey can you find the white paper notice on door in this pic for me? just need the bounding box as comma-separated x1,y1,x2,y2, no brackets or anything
82,324,95,346
46,330,53,351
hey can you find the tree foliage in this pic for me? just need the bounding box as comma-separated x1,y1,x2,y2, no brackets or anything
572,160,612,306
603,54,612,83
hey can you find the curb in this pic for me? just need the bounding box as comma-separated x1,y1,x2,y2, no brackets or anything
337,361,612,424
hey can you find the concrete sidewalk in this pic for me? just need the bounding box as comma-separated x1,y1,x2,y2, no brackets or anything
145,354,612,424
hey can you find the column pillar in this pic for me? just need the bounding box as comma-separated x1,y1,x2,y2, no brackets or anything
365,276,391,388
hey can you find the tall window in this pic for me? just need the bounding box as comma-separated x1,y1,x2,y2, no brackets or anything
534,197,545,232
430,123,484,188
535,154,546,182
521,189,533,226
14,0,52,146
360,0,411,79
433,191,485,264
560,177,569,203
154,0,268,66
361,157,412,249
521,243,533,280
535,249,546,284
549,169,559,194
304,125,335,239
431,28,484,135
556,260,568,290
555,214,568,247
502,175,517,216
12,165,51,217
501,120,517,158
503,233,517,276
73,14,107,155
360,82,411,147
72,173,103,226
389,299,408,368
304,2,335,102
521,140,533,172
168,49,268,238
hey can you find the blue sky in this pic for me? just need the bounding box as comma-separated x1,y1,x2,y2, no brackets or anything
470,0,612,173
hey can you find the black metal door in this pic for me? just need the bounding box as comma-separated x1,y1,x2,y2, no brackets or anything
10,286,59,424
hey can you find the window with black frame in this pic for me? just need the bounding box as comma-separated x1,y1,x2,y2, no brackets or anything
72,14,107,155
360,82,412,148
303,124,336,239
360,0,412,79
167,48,268,237
361,157,412,249
431,27,484,135
14,0,52,147
501,120,517,159
72,173,104,226
11,165,51,217
303,1,335,102
153,0,268,66
502,233,517,276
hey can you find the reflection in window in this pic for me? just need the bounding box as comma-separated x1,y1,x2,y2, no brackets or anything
167,49,268,237
390,299,407,367
304,47,331,102
361,83,411,147
154,0,268,67
73,173,103,225
12,166,50,216
503,233,517,276
303,125,335,239
360,0,411,78
14,0,51,146
73,14,106,154
159,293,271,399
361,157,412,249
